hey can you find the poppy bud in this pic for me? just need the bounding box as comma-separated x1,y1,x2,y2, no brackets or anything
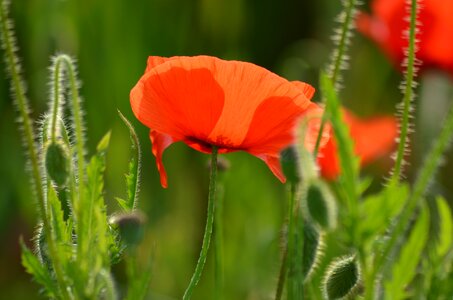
44,141,70,187
306,180,337,230
323,255,361,299
110,211,147,247
281,146,301,184
303,221,324,280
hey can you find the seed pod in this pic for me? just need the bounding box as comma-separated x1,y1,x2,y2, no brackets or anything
44,141,70,187
306,180,337,230
110,211,147,247
323,255,361,299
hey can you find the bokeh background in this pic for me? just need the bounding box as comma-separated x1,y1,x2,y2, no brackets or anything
1,0,452,299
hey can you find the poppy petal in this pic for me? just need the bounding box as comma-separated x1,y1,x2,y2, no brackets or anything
131,57,225,143
317,109,397,180
291,81,316,100
206,58,311,146
345,111,397,165
255,154,286,183
317,137,340,180
146,56,173,72
149,130,180,188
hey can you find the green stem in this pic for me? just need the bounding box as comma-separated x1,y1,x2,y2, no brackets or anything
286,183,304,300
49,57,64,143
391,0,418,183
373,101,453,291
183,146,218,300
214,182,224,300
314,0,358,156
0,2,70,299
364,1,419,297
275,183,297,300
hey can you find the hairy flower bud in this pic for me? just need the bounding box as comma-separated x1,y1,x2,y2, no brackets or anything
110,211,147,247
44,141,70,187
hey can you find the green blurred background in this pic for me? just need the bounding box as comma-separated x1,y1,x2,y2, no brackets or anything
1,0,452,299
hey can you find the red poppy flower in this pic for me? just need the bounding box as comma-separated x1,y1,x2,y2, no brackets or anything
130,55,326,188
357,0,453,75
317,109,398,180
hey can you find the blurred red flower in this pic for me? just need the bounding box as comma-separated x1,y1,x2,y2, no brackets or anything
130,56,326,188
317,109,398,180
357,0,453,75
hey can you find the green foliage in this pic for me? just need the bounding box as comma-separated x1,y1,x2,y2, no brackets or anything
384,206,430,299
117,111,141,212
21,239,58,298
433,196,453,259
358,183,408,246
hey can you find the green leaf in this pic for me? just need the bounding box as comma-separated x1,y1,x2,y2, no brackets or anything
48,184,71,245
118,110,141,212
434,196,453,258
76,131,114,296
359,183,408,244
96,130,111,153
320,72,360,214
385,205,430,300
21,239,58,298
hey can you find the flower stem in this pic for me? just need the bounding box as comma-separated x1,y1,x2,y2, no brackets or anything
214,182,225,300
314,0,359,157
183,146,218,300
275,183,297,300
391,0,418,183
286,183,304,300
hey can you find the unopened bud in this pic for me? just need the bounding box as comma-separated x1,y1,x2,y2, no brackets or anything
45,141,70,187
306,181,337,230
323,255,361,299
303,221,324,280
110,211,147,247
281,146,301,184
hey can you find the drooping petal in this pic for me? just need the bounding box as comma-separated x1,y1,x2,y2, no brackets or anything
255,154,286,183
149,130,180,188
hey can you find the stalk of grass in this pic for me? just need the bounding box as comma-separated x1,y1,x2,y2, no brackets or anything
183,146,218,300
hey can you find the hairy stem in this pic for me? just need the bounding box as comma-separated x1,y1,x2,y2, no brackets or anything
183,146,218,300
391,0,419,182
314,0,358,156
0,1,70,298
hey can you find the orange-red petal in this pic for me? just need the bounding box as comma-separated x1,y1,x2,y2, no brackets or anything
150,130,180,188
255,154,286,183
357,0,453,75
317,109,397,180
131,56,319,186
